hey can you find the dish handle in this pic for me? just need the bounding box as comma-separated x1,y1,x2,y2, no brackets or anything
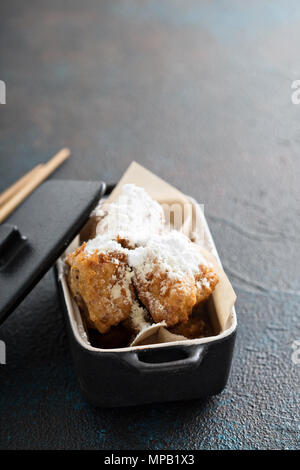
122,344,206,373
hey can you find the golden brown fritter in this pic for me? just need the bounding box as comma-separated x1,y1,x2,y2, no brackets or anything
66,244,134,334
194,264,219,304
95,184,165,247
132,265,198,327
132,262,218,328
129,231,219,328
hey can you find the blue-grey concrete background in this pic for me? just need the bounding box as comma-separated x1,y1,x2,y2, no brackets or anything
0,0,299,450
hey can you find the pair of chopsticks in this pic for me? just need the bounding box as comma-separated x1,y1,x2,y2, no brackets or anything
0,147,71,223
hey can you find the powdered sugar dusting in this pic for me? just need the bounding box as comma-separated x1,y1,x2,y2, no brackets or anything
83,236,134,310
110,283,122,300
84,236,127,256
130,302,151,331
109,265,134,306
128,230,208,281
95,184,164,246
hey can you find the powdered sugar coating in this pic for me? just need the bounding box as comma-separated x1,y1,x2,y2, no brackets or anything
95,184,164,246
127,231,217,327
128,230,208,281
66,245,134,334
130,302,151,332
84,236,127,256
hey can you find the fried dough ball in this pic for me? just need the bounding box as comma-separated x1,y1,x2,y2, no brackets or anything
132,267,197,326
66,240,134,334
194,264,219,304
95,184,164,248
128,231,218,327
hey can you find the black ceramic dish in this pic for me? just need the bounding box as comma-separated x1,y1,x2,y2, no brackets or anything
0,179,236,407
55,186,237,407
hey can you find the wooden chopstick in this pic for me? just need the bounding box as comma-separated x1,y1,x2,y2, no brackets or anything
0,164,44,207
0,147,70,224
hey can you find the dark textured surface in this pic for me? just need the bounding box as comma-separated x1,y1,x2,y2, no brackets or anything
0,0,299,450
